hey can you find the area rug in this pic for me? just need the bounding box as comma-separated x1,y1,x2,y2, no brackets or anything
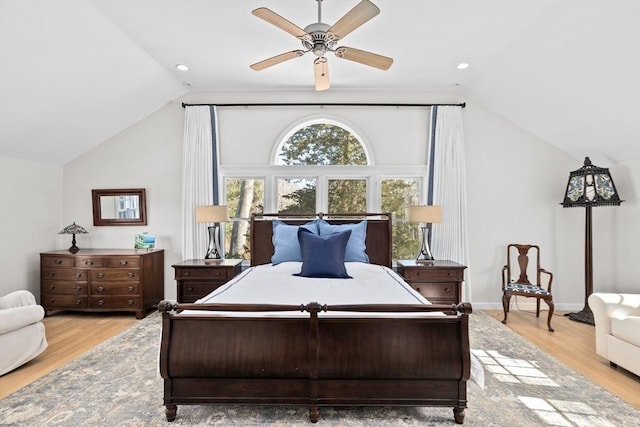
1,311,638,427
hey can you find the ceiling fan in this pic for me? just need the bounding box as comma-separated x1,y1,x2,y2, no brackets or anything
250,0,393,91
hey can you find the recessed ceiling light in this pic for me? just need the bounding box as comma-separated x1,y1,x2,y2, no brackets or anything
175,64,189,71
457,63,469,70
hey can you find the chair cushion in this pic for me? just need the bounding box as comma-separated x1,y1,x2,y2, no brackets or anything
504,283,550,296
611,316,640,347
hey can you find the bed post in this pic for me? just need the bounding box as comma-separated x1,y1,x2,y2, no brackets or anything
307,302,323,423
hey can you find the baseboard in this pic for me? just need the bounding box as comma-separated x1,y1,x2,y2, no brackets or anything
471,299,584,312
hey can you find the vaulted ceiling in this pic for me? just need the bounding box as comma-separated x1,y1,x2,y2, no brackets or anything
1,0,638,165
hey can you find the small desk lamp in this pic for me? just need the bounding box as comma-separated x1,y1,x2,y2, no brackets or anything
408,205,442,263
195,205,228,260
58,222,89,254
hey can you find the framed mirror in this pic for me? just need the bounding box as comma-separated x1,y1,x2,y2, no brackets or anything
92,188,147,226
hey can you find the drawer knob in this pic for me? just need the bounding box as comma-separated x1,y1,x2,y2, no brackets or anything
49,284,56,290
128,286,134,292
97,272,105,279
75,272,82,278
128,299,134,305
127,272,135,278
75,286,81,292
97,299,104,306
75,299,82,305
85,261,93,266
120,260,128,266
187,287,194,292
184,272,191,276
445,287,451,293
54,259,62,265
48,272,55,278
97,286,105,292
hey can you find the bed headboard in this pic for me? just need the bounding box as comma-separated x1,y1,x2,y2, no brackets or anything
250,212,393,267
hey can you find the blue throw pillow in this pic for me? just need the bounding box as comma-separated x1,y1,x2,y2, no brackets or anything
296,228,352,279
317,220,369,263
271,219,319,265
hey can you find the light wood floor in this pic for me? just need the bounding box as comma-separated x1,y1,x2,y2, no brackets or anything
1,309,639,410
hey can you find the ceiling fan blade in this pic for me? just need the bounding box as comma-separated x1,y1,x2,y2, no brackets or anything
327,0,380,40
250,50,305,71
314,57,330,91
252,7,308,39
335,46,393,70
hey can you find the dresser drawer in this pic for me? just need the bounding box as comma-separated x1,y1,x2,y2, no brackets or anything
42,293,88,308
42,280,87,295
42,268,87,281
92,282,139,295
75,257,105,268
403,268,463,282
175,267,231,280
91,296,141,309
105,257,140,268
41,256,74,268
91,269,140,281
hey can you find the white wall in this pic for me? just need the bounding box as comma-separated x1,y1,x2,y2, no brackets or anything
61,90,639,308
0,155,62,300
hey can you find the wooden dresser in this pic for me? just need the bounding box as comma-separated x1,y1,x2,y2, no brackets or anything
396,260,466,305
173,259,243,303
40,249,164,319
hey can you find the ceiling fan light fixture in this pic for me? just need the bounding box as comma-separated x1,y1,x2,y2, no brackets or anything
175,64,189,71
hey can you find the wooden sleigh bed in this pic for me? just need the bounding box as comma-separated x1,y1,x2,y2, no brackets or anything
159,213,472,424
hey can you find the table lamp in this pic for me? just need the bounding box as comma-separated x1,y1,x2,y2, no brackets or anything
195,205,228,260
408,205,442,263
58,222,89,254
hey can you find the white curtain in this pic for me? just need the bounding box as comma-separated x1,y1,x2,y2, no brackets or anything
182,105,219,260
429,106,471,301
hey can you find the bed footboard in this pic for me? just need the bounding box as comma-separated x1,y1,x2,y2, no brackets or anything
159,301,472,424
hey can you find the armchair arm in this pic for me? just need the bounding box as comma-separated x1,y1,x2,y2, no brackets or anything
0,305,45,335
0,290,37,309
539,268,553,292
588,293,640,357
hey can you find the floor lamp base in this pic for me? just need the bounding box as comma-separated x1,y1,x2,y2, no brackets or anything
565,309,594,326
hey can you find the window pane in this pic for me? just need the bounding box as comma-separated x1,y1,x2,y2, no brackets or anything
278,178,317,213
225,178,264,260
381,178,420,260
328,179,366,213
278,123,367,165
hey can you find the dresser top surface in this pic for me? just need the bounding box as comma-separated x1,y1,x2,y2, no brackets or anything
396,259,466,269
41,249,163,256
172,259,242,268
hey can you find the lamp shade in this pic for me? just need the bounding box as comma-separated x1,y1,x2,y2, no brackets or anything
561,157,623,208
196,205,228,223
408,205,442,223
58,222,88,235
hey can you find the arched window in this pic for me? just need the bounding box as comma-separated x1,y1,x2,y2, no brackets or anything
275,121,369,166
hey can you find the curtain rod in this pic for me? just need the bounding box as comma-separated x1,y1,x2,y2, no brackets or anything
181,102,465,108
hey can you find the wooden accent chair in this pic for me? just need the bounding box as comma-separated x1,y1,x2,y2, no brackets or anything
501,244,555,332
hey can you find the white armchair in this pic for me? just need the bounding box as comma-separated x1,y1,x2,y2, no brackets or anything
0,290,48,376
588,293,640,376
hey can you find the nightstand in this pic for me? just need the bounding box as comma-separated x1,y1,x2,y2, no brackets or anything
396,260,466,305
172,259,243,303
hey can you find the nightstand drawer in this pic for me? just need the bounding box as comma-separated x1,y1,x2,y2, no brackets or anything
403,269,463,282
412,283,456,299
181,281,226,302
175,268,230,280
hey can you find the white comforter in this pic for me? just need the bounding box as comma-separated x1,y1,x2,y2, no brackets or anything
197,262,429,307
